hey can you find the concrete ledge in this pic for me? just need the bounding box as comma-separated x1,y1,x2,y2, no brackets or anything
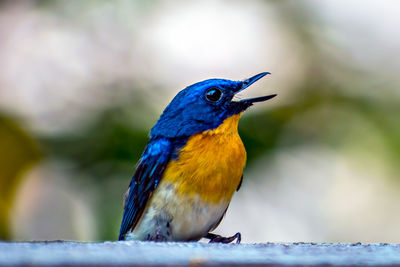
1,241,400,266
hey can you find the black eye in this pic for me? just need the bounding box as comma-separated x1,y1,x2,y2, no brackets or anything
205,87,223,102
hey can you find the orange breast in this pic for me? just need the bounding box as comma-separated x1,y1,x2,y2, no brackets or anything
162,114,247,204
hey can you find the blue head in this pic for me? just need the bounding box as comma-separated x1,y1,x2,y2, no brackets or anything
150,72,276,139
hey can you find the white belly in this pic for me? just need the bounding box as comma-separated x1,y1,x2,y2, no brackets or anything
125,181,229,241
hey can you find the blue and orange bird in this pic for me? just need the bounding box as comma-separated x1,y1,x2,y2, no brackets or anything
118,72,276,243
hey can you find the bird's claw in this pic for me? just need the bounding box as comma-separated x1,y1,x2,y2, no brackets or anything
206,232,241,244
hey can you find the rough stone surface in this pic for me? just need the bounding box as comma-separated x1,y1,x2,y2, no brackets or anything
1,241,400,266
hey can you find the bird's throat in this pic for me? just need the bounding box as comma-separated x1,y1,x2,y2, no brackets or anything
202,113,243,136
161,113,246,204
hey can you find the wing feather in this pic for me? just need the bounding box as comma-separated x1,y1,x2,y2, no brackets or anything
118,138,172,240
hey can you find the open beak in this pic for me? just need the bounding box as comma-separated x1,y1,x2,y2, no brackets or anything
233,72,277,106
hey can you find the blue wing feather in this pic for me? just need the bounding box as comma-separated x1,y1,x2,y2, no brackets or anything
118,138,173,240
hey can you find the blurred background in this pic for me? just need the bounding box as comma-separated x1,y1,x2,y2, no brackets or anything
0,0,399,243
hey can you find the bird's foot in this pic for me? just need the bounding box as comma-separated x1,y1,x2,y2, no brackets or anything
206,232,241,244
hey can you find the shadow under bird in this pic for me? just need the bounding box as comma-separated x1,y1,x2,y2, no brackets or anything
119,72,276,243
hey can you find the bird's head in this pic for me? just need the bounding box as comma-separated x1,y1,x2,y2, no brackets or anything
150,72,276,138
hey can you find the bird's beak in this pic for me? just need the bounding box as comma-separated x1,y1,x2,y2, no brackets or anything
233,72,277,105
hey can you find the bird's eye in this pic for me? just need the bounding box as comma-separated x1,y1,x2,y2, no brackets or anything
205,87,223,102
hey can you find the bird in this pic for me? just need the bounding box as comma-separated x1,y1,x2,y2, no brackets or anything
118,72,276,243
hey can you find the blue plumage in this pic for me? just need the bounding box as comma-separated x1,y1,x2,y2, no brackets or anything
119,73,276,241
118,138,172,240
150,79,242,138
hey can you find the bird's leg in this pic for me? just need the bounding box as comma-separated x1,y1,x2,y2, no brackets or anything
206,232,241,244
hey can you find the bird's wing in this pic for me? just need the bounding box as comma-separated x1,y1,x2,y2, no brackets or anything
118,138,173,240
